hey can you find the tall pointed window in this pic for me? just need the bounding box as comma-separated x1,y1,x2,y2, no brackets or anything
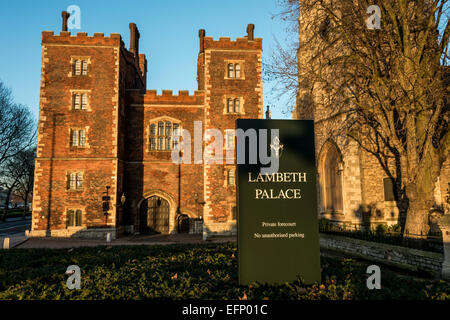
320,143,343,213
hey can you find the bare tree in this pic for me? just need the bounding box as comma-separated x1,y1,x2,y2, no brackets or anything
0,80,36,221
272,0,449,236
14,148,36,218
1,155,23,221
0,80,36,167
264,0,301,114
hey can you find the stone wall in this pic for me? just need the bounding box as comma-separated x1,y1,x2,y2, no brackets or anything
320,233,444,274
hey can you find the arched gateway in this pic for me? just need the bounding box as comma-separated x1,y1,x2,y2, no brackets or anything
140,196,170,234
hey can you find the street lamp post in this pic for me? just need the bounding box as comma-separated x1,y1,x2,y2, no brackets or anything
102,186,111,226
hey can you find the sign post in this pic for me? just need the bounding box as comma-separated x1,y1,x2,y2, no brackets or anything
237,119,321,285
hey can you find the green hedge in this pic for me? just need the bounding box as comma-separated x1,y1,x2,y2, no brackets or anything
0,243,448,300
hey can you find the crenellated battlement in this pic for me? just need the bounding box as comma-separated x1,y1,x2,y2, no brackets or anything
128,90,205,105
203,36,262,51
197,24,262,52
42,31,124,47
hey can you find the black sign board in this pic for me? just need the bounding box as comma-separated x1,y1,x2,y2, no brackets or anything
237,119,321,285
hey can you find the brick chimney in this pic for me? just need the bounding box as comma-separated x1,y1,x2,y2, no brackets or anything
265,105,271,119
62,11,70,32
129,23,140,57
199,29,205,53
247,24,255,40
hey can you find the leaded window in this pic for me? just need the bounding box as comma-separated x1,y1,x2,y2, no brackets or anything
74,59,88,76
150,121,180,151
235,64,241,78
71,129,86,147
68,172,83,190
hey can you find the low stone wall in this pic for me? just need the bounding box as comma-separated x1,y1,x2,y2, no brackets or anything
320,233,444,274
203,221,237,238
30,227,120,240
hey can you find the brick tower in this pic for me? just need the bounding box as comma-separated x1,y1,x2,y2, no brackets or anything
198,25,263,237
31,12,262,239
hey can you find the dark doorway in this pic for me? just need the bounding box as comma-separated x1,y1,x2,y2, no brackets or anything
140,196,170,234
177,214,190,234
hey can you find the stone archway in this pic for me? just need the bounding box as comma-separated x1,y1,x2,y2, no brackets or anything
319,141,344,214
177,214,190,234
140,196,170,234
138,190,177,234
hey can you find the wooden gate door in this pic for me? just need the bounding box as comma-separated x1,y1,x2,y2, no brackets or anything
147,196,170,234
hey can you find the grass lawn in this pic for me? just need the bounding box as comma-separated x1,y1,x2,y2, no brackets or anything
0,242,448,300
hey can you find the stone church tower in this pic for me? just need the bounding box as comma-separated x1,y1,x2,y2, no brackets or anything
294,1,449,230
31,12,263,239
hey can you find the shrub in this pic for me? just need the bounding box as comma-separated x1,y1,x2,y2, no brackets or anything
375,224,389,236
0,243,448,300
319,218,332,231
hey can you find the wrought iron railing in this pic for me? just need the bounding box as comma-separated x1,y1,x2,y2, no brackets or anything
319,219,444,254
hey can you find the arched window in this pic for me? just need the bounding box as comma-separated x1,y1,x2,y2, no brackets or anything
228,63,234,78
158,137,164,150
320,143,343,213
150,120,180,151
158,121,164,135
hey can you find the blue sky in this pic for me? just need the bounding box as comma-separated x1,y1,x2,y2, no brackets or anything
0,0,294,120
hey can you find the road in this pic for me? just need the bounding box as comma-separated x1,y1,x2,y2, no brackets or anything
0,216,31,237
